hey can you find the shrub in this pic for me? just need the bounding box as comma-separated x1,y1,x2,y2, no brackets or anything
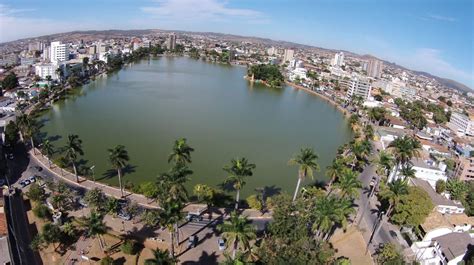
33,204,51,220
435,180,446,194
246,194,263,211
120,240,137,255
100,256,114,265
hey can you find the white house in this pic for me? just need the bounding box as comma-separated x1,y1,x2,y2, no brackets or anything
410,178,465,214
411,232,472,265
388,158,448,188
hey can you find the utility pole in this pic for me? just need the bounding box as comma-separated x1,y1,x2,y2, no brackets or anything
366,211,386,255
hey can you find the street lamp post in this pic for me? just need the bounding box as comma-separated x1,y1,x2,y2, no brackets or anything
90,165,95,183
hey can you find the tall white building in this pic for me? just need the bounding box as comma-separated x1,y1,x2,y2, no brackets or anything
282,49,294,63
331,52,344,67
167,33,176,50
50,41,67,64
367,59,383,78
346,77,372,100
448,112,474,136
267,47,277,56
35,64,58,80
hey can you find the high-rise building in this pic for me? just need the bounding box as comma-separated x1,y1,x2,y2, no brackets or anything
448,112,474,136
43,45,50,61
282,49,294,63
346,77,372,100
267,47,277,56
28,41,43,52
88,45,97,55
331,52,344,67
367,59,383,78
50,41,67,64
167,33,176,50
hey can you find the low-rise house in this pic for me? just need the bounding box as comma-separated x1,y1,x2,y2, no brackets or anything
410,178,464,214
411,232,472,265
410,158,447,188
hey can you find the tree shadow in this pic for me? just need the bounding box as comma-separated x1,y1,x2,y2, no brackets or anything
258,185,281,201
181,251,219,265
114,257,126,265
97,164,137,181
217,181,235,193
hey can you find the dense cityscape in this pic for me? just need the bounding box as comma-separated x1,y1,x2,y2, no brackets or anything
0,4,473,265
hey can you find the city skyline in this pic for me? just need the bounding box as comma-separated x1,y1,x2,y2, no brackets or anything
0,0,472,89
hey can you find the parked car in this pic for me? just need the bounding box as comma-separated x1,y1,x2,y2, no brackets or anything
20,179,31,188
188,235,198,248
186,213,203,222
34,166,43,172
369,176,377,187
218,238,225,251
28,176,37,183
118,211,131,221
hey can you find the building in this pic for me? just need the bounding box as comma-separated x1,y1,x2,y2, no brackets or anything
410,178,464,214
98,43,108,53
447,112,474,136
282,49,294,63
367,59,383,78
454,156,474,181
267,47,277,56
20,57,36,66
50,41,67,64
410,158,447,188
0,189,13,265
411,232,472,265
35,64,58,80
88,45,97,55
167,33,176,50
42,45,50,61
28,41,43,52
346,76,372,100
331,52,344,67
0,54,19,67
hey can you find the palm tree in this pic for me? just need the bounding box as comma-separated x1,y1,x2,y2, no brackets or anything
350,140,372,165
84,211,107,250
373,150,395,177
311,195,342,239
399,164,416,180
159,201,183,259
363,124,374,140
16,114,38,152
41,140,55,168
325,158,346,191
333,168,362,199
168,138,194,165
157,164,192,204
108,145,129,197
224,158,256,210
145,249,177,265
388,135,421,181
379,179,409,217
64,134,84,182
218,211,256,259
288,148,320,201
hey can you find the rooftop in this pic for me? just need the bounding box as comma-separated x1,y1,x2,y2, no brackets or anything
421,210,474,233
410,178,459,208
434,232,472,261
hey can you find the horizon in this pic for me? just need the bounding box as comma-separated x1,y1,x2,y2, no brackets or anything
0,0,472,89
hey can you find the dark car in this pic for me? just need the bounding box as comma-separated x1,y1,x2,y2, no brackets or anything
186,213,203,222
188,235,198,248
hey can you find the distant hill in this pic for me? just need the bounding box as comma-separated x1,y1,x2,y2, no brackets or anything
1,29,471,91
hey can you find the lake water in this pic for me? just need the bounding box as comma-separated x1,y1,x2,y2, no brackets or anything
39,57,352,197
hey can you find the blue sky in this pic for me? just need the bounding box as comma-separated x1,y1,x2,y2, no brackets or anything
1,0,472,88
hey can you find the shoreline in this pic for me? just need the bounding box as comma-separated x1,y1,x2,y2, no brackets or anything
285,81,350,118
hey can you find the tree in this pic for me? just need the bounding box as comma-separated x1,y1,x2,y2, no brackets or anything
100,256,114,265
376,243,405,265
33,204,51,220
435,180,446,194
41,140,55,168
168,138,194,166
193,184,215,209
84,188,107,211
218,211,256,259
120,240,137,255
391,186,433,227
139,181,159,201
1,72,19,90
446,179,468,201
108,145,129,197
157,164,192,204
379,179,409,218
373,150,395,177
144,249,178,265
84,211,107,250
30,234,45,251
246,194,263,211
333,168,362,199
363,124,374,140
288,148,320,201
64,134,84,182
26,183,47,202
224,157,256,209
105,197,120,216
17,114,38,150
4,121,19,146
247,64,284,87
311,195,354,239
399,164,416,179
325,158,346,191
159,201,183,259
42,223,62,250
388,135,421,179
141,209,161,227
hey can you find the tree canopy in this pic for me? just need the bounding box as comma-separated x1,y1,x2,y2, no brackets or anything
247,64,284,87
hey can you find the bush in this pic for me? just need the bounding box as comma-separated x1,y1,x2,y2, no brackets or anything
100,256,114,265
435,180,446,194
246,194,263,211
33,204,51,220
26,183,47,202
120,240,137,255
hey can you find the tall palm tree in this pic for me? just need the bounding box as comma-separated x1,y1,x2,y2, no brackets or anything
16,114,38,152
388,135,421,181
108,145,129,197
333,168,362,199
159,201,183,259
325,158,346,191
144,249,177,265
373,150,395,177
363,124,374,140
64,134,84,182
157,164,192,204
41,140,55,168
379,179,409,217
224,158,256,210
168,138,194,165
84,211,107,250
288,148,320,201
399,164,416,180
218,211,256,259
311,195,342,239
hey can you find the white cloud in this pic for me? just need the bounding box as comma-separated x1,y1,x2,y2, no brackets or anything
426,14,457,22
141,0,269,24
401,48,472,88
0,4,103,43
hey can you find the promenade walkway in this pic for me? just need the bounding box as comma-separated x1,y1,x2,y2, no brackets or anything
29,148,271,219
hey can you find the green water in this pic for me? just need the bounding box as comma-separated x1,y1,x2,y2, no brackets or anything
39,57,352,196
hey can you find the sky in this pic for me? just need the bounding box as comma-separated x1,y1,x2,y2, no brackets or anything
0,0,473,89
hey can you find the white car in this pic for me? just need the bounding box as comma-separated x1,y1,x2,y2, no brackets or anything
218,238,225,251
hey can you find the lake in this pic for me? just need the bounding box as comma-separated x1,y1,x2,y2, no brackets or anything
39,57,352,197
